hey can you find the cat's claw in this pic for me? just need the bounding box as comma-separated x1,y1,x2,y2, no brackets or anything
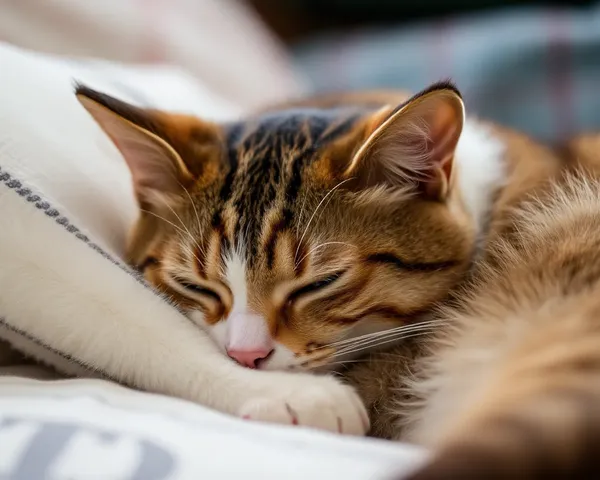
237,375,369,435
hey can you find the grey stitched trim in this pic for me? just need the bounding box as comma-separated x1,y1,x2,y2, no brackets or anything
0,319,115,381
0,167,147,286
0,164,181,382
1,166,185,317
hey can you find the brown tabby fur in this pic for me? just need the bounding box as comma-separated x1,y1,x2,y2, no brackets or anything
77,83,475,370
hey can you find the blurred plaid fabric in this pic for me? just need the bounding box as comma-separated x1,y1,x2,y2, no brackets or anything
294,4,600,143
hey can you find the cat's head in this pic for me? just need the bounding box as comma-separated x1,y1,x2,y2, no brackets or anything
77,82,474,371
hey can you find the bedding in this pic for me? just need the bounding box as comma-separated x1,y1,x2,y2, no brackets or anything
0,42,424,478
0,376,425,479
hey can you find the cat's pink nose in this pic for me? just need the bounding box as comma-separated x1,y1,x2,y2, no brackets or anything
227,348,273,369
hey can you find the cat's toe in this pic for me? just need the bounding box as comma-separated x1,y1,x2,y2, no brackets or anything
237,377,369,435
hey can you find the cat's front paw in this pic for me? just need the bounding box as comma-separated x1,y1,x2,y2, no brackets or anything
238,373,369,435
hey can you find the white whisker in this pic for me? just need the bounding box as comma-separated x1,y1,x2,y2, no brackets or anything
332,329,436,358
297,330,436,370
307,358,402,370
318,319,444,350
178,180,204,248
335,322,438,349
295,241,356,269
334,324,439,356
308,359,370,369
179,242,203,266
157,197,203,253
295,324,440,369
140,209,189,237
294,178,353,264
140,209,204,266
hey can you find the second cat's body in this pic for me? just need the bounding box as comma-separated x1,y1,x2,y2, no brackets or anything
409,176,600,478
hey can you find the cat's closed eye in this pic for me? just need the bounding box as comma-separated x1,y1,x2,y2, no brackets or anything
288,270,346,303
176,280,222,303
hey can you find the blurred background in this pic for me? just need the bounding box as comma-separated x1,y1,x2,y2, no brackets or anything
252,0,600,143
1,0,599,143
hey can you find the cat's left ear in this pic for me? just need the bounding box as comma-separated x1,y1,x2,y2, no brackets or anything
345,82,464,201
75,84,222,210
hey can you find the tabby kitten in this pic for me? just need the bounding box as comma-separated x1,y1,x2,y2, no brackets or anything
76,82,503,431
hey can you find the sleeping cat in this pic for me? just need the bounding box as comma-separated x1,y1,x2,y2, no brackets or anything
76,82,512,434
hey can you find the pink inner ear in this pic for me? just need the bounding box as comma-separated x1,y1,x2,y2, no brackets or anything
111,134,183,195
347,89,464,198
427,101,463,174
421,120,461,200
79,96,192,198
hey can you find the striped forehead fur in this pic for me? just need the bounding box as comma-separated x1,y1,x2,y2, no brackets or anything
217,107,369,265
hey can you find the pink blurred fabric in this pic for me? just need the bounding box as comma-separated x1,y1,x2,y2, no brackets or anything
0,0,305,110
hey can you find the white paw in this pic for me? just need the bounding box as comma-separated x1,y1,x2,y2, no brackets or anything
237,373,369,436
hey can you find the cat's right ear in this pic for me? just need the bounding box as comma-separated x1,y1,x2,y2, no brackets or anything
76,85,220,211
341,82,465,201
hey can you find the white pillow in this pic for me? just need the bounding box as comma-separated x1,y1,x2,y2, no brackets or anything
0,42,241,257
0,41,256,390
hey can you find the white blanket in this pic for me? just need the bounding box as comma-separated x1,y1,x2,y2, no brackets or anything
0,376,425,479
